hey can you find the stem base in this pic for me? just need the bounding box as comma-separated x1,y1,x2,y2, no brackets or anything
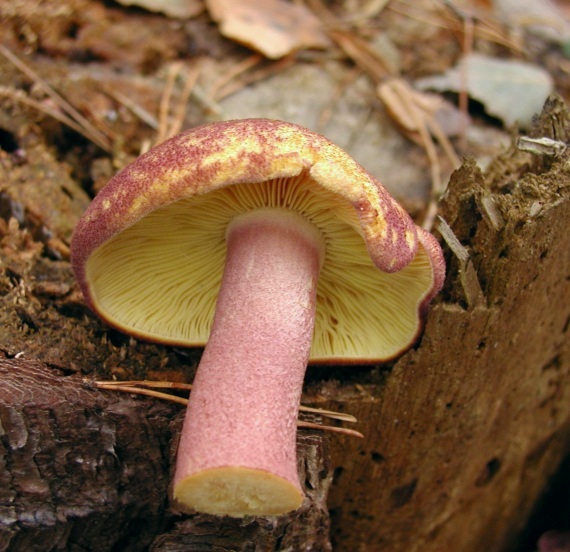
174,466,303,517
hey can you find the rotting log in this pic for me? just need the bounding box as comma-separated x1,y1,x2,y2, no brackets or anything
0,359,173,551
307,96,570,551
0,360,332,551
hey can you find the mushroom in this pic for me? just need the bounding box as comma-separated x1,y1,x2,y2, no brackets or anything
71,118,445,518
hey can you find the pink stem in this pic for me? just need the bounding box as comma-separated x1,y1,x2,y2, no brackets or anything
173,209,324,516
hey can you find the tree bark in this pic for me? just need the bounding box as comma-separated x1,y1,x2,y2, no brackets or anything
0,360,332,551
0,359,173,551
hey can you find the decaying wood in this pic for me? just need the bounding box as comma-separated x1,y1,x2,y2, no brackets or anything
0,359,174,551
0,360,333,551
307,96,570,551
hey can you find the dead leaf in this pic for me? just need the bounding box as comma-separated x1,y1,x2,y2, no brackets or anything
205,0,330,59
415,53,553,128
378,79,462,230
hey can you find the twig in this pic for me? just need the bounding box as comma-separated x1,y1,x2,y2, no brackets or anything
298,420,364,438
157,63,181,144
97,380,192,390
298,404,357,423
94,379,360,429
156,61,202,144
389,0,521,52
190,85,227,120
328,29,393,82
169,63,201,138
442,1,474,151
0,86,100,144
208,54,263,101
436,216,485,308
0,44,112,152
95,383,189,405
104,87,159,130
213,56,296,102
355,0,392,22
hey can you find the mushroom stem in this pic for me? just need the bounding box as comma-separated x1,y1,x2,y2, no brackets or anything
173,208,325,517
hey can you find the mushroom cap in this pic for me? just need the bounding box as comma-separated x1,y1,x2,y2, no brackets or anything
71,118,445,363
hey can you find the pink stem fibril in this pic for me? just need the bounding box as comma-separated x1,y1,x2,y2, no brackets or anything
173,208,325,517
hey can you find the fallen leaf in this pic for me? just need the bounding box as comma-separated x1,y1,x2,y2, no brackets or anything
205,0,330,59
378,78,462,231
415,53,553,128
